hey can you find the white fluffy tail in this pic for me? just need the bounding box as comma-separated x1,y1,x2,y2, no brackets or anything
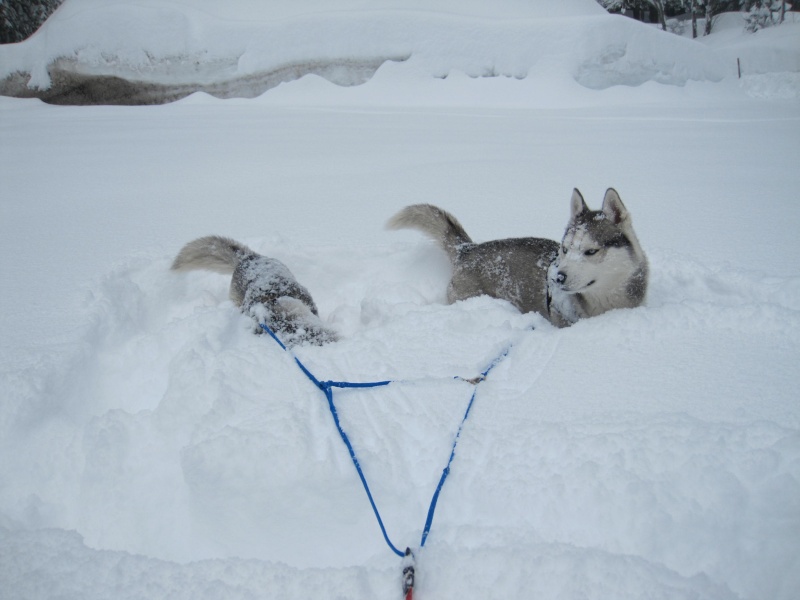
171,235,253,274
386,204,472,262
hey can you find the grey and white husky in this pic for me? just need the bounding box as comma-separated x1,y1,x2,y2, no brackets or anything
386,188,648,327
171,236,336,345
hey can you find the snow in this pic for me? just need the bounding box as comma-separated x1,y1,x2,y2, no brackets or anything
1,0,721,99
1,1,800,599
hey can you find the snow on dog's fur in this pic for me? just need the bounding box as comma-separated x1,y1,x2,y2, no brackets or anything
387,188,648,327
171,236,336,346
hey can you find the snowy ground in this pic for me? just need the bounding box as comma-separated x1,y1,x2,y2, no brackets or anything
1,2,799,599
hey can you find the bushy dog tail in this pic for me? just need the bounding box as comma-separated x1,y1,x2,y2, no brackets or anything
386,204,473,262
171,235,253,274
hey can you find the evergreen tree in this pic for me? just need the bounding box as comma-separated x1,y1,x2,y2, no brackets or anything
742,1,792,31
0,0,64,44
597,0,744,36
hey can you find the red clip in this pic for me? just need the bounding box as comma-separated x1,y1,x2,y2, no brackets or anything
402,547,415,600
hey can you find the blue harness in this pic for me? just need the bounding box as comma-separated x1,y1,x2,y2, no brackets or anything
259,322,515,557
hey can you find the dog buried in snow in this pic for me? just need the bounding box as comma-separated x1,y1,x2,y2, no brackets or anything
386,188,648,327
171,236,336,345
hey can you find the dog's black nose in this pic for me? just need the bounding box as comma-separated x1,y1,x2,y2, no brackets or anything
556,271,566,284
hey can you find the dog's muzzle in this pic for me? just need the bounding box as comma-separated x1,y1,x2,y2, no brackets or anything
550,268,594,293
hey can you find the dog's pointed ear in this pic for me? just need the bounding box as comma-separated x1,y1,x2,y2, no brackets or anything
602,188,629,224
570,188,588,221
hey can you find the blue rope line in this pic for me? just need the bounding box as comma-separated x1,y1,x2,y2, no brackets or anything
419,345,510,548
320,382,406,557
260,323,404,556
326,380,393,390
258,322,512,558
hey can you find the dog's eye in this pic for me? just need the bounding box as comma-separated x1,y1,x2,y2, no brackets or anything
584,249,598,256
561,245,568,254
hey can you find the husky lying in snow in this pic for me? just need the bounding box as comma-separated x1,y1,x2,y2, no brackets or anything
171,236,336,345
386,188,648,327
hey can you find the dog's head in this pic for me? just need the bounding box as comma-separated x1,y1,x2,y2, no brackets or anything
549,188,643,296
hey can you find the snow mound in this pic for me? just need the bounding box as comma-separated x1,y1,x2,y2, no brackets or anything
2,237,799,598
699,17,800,78
0,0,726,104
0,526,742,600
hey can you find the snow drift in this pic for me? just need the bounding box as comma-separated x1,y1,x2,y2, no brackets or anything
0,0,727,104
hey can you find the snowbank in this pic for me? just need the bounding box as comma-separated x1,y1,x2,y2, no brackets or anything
0,0,728,104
